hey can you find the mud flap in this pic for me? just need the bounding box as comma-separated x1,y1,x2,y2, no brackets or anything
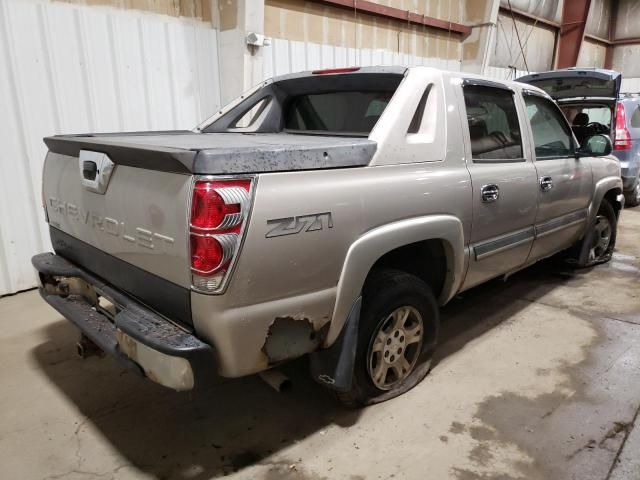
576,222,597,266
309,297,361,392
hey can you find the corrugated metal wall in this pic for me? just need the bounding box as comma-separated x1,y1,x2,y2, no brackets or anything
621,78,640,94
500,0,562,23
0,0,222,295
491,2,560,73
263,0,464,68
576,39,607,68
615,0,640,39
262,37,461,78
484,65,529,81
612,0,640,90
585,0,612,39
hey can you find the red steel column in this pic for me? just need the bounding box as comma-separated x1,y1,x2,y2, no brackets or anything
556,0,592,68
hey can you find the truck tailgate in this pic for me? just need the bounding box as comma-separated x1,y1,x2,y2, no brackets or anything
43,150,193,323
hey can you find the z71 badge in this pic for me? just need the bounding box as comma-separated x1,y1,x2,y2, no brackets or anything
266,212,333,238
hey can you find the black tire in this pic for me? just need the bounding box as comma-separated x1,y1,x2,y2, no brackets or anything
625,177,640,208
335,269,439,407
570,199,617,268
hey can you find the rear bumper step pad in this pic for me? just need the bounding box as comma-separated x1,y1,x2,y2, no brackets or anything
32,252,216,390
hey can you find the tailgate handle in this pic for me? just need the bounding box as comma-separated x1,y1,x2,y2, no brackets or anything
79,151,115,195
82,161,98,181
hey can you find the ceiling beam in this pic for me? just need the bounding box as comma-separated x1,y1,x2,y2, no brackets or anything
307,0,472,37
556,0,592,68
613,37,640,46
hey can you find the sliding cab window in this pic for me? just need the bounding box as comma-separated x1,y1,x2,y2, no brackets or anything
463,85,523,161
524,94,575,159
284,91,395,136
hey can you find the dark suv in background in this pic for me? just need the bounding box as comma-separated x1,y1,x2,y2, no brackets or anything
518,68,640,206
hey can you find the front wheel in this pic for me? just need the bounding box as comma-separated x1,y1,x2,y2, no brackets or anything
570,199,617,268
335,269,439,407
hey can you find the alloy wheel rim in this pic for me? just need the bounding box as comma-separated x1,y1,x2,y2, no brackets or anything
367,306,424,391
588,215,612,262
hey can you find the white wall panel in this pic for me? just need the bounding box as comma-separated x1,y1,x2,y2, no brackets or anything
576,39,607,69
612,44,640,78
261,38,462,79
621,78,640,94
500,0,562,23
586,0,612,40
0,0,221,295
491,11,556,72
484,65,530,81
615,0,640,39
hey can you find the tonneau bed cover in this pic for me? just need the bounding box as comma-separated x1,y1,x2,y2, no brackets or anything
44,131,377,174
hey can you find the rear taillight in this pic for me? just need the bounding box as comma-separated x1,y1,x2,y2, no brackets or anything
189,178,253,293
615,103,631,151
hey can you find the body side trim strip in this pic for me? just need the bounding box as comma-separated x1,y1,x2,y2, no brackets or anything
472,208,589,260
535,209,588,238
474,227,535,260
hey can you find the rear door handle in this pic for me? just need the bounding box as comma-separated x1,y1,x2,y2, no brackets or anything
481,184,500,203
540,176,553,192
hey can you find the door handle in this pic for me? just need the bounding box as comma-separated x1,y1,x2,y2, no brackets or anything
481,184,500,203
540,176,554,192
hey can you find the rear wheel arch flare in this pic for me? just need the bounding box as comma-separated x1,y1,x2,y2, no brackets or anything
327,215,465,348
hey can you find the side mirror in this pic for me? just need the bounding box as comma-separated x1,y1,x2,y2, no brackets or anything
577,134,613,157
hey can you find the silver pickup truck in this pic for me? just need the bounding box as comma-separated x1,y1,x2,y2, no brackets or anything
33,66,623,406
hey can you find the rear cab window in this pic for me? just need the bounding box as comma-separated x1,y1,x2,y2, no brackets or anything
284,91,394,135
201,69,405,136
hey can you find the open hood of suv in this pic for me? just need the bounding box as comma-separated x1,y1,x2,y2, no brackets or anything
516,68,621,103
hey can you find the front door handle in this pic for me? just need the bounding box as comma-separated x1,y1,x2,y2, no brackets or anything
481,184,500,203
540,176,554,192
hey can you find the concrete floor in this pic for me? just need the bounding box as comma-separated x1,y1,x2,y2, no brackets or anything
2,208,640,480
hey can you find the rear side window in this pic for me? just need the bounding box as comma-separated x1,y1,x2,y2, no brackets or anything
524,94,574,158
284,91,394,135
630,105,640,128
463,85,523,160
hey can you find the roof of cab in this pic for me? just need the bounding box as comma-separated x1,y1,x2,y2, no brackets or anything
271,65,407,83
272,65,548,98
439,68,551,97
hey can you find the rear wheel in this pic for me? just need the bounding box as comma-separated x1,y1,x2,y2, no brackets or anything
336,269,439,407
